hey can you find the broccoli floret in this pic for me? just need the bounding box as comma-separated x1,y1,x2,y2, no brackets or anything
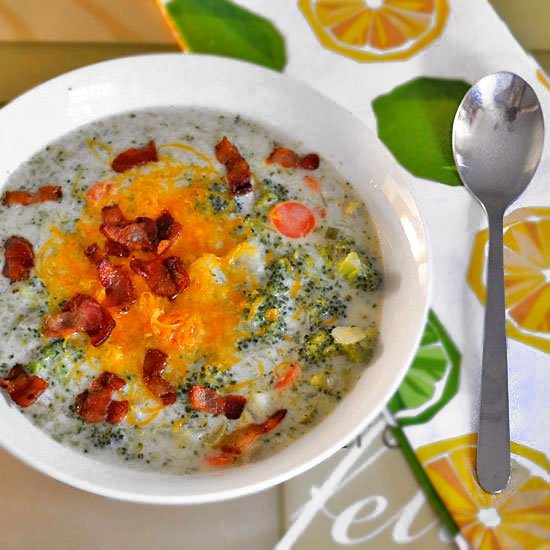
27,340,65,374
299,329,337,364
319,238,382,292
351,255,382,292
208,193,229,213
265,257,293,295
306,295,346,327
255,178,289,209
260,314,287,345
339,325,379,363
26,340,82,384
87,425,124,449
205,181,235,215
241,256,293,346
181,364,233,394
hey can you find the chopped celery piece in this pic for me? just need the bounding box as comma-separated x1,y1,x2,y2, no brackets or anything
337,251,362,282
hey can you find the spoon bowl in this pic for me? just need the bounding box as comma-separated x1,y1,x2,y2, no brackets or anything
452,72,544,494
453,72,545,211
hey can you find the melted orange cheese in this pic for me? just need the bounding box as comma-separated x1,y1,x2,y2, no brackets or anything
36,145,254,422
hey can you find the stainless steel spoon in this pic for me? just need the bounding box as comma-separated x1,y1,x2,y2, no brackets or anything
452,72,544,494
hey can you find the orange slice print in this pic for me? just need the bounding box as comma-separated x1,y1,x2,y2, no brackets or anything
468,207,550,353
418,434,550,549
536,69,550,91
299,0,449,62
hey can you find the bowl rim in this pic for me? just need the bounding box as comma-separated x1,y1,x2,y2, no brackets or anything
0,53,431,504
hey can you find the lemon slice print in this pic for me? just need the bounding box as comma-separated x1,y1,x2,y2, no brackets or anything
388,310,460,426
299,0,449,62
418,434,550,549
468,207,550,353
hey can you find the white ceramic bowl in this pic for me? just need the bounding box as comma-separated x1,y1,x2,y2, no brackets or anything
0,54,430,504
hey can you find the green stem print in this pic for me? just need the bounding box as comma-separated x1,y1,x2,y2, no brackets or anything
372,78,470,186
388,310,461,426
165,0,287,71
390,425,460,538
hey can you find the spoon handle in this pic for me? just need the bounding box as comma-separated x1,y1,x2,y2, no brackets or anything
477,210,510,493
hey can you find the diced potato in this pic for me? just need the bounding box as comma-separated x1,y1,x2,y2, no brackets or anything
248,392,271,419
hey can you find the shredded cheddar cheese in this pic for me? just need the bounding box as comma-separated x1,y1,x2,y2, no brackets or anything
86,138,113,162
172,415,190,432
36,146,253,410
290,276,302,298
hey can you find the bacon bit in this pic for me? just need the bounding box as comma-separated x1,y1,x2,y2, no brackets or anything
303,175,321,193
97,260,135,309
204,410,287,465
219,409,287,456
266,147,300,168
75,390,111,423
91,371,126,392
274,363,301,391
101,204,125,225
43,294,115,346
300,153,320,170
142,349,177,406
100,205,180,254
224,395,248,419
156,240,171,256
100,217,157,252
0,365,48,407
75,371,128,424
2,236,34,282
86,181,112,203
105,240,130,258
204,454,235,467
111,141,158,173
85,243,136,309
266,147,320,170
130,255,189,301
269,201,317,239
155,210,181,255
83,242,103,264
3,185,62,206
214,136,252,196
188,385,246,419
106,400,129,424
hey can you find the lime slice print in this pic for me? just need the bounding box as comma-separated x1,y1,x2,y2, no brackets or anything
417,434,550,549
388,310,460,426
159,0,287,71
372,77,470,186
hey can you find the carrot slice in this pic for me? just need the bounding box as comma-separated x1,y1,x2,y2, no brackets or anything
303,175,321,193
269,201,316,239
274,362,301,391
204,454,234,467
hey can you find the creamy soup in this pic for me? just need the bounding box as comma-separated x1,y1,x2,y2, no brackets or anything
0,108,382,473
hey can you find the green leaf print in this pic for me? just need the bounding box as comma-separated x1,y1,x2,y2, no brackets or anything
165,0,287,71
388,310,461,426
372,78,470,186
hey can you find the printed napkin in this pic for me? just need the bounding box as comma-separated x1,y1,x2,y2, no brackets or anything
156,1,550,548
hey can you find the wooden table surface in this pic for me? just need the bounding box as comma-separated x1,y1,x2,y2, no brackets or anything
0,0,548,103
